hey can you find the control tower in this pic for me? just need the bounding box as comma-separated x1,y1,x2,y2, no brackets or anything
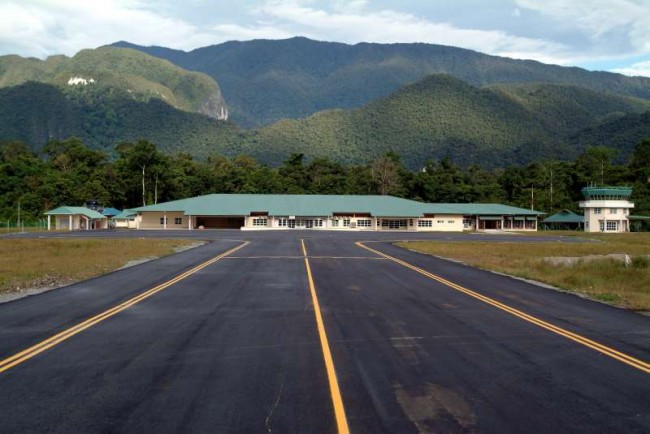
579,187,634,232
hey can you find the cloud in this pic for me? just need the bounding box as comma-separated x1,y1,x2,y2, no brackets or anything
611,60,650,78
0,0,217,57
515,0,650,54
225,0,572,64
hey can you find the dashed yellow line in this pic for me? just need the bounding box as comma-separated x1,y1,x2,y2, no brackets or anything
301,239,350,434
0,241,249,374
357,241,650,375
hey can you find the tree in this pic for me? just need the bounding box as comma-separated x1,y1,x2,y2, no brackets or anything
371,152,409,196
115,140,167,206
575,146,617,187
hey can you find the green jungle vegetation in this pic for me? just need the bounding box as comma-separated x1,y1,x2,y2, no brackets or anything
0,82,241,159
115,37,650,127
1,137,648,228
247,75,650,167
1,74,649,169
0,47,227,118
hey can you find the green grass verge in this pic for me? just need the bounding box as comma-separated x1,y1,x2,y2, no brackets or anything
396,232,650,311
0,238,199,294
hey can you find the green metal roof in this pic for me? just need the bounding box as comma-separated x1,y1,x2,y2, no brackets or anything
581,186,632,200
44,206,106,219
112,209,137,220
422,203,544,216
629,215,650,220
133,194,543,218
542,209,584,223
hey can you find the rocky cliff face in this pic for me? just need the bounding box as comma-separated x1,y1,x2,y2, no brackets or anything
200,90,228,121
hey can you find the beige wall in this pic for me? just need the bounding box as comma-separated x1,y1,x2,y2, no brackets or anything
417,215,464,232
55,215,81,230
52,215,107,230
139,211,186,229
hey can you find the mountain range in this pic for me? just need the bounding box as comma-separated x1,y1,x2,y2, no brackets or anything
0,37,649,168
113,37,650,127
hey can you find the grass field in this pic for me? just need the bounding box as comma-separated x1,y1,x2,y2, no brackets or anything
0,238,199,294
396,232,650,311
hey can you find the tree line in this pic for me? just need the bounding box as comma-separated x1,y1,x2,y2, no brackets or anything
1,137,648,224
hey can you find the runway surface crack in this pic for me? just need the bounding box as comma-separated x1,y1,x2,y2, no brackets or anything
265,374,285,434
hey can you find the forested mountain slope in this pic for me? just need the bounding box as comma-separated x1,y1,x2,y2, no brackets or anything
114,37,650,127
0,47,227,120
0,82,240,158
246,75,650,168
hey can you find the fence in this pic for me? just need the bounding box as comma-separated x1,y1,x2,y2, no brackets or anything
0,218,48,233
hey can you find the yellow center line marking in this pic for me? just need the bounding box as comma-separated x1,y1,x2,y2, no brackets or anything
0,241,249,374
301,239,350,434
356,241,650,375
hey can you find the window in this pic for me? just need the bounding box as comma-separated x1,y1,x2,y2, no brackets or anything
174,218,182,225
599,221,604,231
159,217,167,225
381,219,407,229
409,219,414,226
252,218,267,226
331,219,339,227
437,220,445,224
448,220,454,224
594,208,602,214
418,220,433,227
609,208,617,214
357,219,372,227
343,219,351,227
606,221,619,231
463,218,473,228
278,218,287,227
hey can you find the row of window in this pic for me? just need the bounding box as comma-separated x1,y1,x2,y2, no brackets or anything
418,219,455,227
593,208,628,215
158,217,457,228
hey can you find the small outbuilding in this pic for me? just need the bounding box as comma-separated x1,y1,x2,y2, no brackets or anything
112,209,138,229
541,209,584,230
44,206,108,231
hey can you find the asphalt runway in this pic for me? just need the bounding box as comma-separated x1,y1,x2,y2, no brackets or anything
0,230,648,433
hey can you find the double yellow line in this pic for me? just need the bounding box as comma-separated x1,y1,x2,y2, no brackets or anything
0,241,249,374
357,242,650,374
301,239,350,434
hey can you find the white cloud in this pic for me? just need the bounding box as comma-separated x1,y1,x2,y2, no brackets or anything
0,0,217,57
611,60,650,77
228,0,573,64
515,0,650,53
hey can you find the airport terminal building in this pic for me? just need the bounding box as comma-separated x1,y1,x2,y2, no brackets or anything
131,194,543,232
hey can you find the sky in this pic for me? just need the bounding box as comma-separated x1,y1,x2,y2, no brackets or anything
1,0,649,77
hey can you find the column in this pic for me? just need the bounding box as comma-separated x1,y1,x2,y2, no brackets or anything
47,215,51,231
163,211,167,230
188,215,192,230
68,215,72,231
